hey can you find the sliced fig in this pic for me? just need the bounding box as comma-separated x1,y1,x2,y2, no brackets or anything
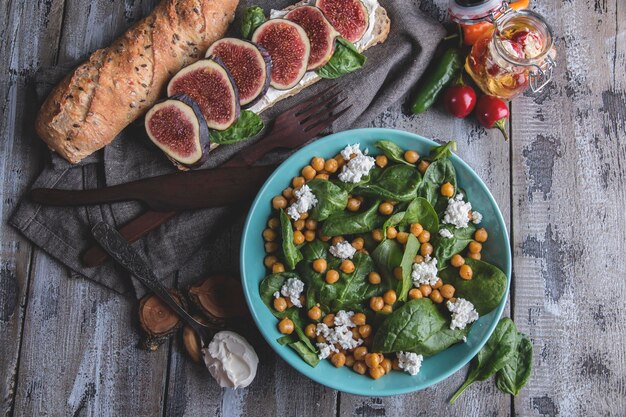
138,290,187,351
167,58,240,130
206,38,272,108
286,6,339,70
316,0,369,43
145,95,210,168
251,19,311,90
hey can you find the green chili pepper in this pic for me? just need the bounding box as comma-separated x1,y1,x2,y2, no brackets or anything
410,48,464,114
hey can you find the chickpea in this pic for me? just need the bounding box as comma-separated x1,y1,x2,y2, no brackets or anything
474,228,488,243
272,263,285,273
417,230,431,243
302,165,316,180
365,353,382,369
449,297,457,303
352,237,365,250
265,242,279,253
351,328,361,340
468,241,483,253
352,312,366,326
331,236,345,246
325,269,340,284
278,318,294,334
264,255,278,269
316,335,326,344
383,289,397,305
292,176,306,188
386,226,398,239
319,233,331,242
293,230,305,245
268,217,280,230
430,289,444,304
440,284,456,299
381,358,393,374
396,232,409,245
305,219,318,230
299,212,309,220
340,260,355,274
409,288,423,299
450,254,465,268
368,272,382,285
353,361,367,375
381,304,393,314
459,264,473,280
312,258,327,273
440,182,455,198
272,195,288,209
468,251,482,260
354,346,368,361
315,173,329,180
420,242,434,256
294,219,305,231
375,155,388,168
414,254,424,264
370,296,384,311
410,223,424,237
323,313,335,328
282,187,294,200
419,284,432,297
304,230,316,242
359,324,372,338
324,158,339,173
304,323,317,338
392,358,402,371
311,157,325,171
331,352,346,368
417,160,430,174
359,248,370,255
345,355,356,367
432,278,443,289
379,202,394,215
273,297,287,312
346,197,362,212
393,266,403,280
404,150,420,163
308,306,322,321
372,229,384,242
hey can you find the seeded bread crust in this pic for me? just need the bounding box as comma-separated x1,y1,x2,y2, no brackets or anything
36,0,239,164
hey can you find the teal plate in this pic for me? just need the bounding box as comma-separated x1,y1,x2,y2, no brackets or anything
240,128,511,396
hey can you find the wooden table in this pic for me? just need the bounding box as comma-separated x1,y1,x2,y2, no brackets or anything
1,1,624,416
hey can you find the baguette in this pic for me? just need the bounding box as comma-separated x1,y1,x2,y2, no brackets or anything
36,0,239,164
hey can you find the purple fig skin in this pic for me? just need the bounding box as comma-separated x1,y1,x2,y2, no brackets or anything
286,6,339,70
208,56,241,124
243,43,272,108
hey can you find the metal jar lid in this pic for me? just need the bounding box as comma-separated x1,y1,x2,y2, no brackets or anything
448,0,505,24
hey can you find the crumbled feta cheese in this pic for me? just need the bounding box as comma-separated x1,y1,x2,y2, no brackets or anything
316,342,337,359
333,310,356,328
279,278,305,308
471,211,483,224
329,241,357,260
443,193,472,229
337,144,375,184
439,228,454,239
411,255,439,286
287,185,318,221
447,298,479,330
462,336,467,343
397,352,423,376
273,291,280,299
315,311,362,359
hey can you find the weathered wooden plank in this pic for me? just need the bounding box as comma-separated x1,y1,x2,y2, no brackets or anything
511,0,626,416
0,0,66,415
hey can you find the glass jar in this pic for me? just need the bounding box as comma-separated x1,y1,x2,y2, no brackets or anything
449,1,556,100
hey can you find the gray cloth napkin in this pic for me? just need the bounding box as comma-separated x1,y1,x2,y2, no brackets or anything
10,0,445,298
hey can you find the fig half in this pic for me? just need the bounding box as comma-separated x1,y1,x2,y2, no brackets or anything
316,0,369,43
286,6,340,70
138,289,187,351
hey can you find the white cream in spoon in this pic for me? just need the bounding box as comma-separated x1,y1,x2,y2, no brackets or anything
203,331,258,389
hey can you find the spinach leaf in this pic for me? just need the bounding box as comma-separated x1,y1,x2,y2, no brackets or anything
289,340,320,367
439,258,507,315
410,325,470,357
418,159,457,214
316,38,366,79
259,272,299,315
372,298,448,353
449,318,518,404
371,239,403,286
496,332,533,395
277,335,293,345
355,164,422,202
398,234,420,301
210,110,264,145
241,6,266,39
382,211,405,238
300,239,329,262
296,240,328,309
375,140,414,166
400,197,439,233
321,200,382,236
426,141,457,162
432,223,476,266
307,179,349,221
280,209,303,270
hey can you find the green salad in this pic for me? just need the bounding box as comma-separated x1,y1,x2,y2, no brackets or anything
259,140,507,380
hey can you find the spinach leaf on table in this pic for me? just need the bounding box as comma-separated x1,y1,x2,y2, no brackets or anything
449,318,518,404
496,332,533,395
240,6,266,39
307,179,349,221
316,38,366,79
321,200,382,236
439,258,507,315
371,239,403,287
432,223,476,266
210,111,264,145
355,164,422,202
375,140,414,166
397,234,420,301
280,209,303,270
372,298,448,353
410,325,470,357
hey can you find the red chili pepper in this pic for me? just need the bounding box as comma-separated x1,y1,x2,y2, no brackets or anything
475,95,509,141
443,84,477,118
